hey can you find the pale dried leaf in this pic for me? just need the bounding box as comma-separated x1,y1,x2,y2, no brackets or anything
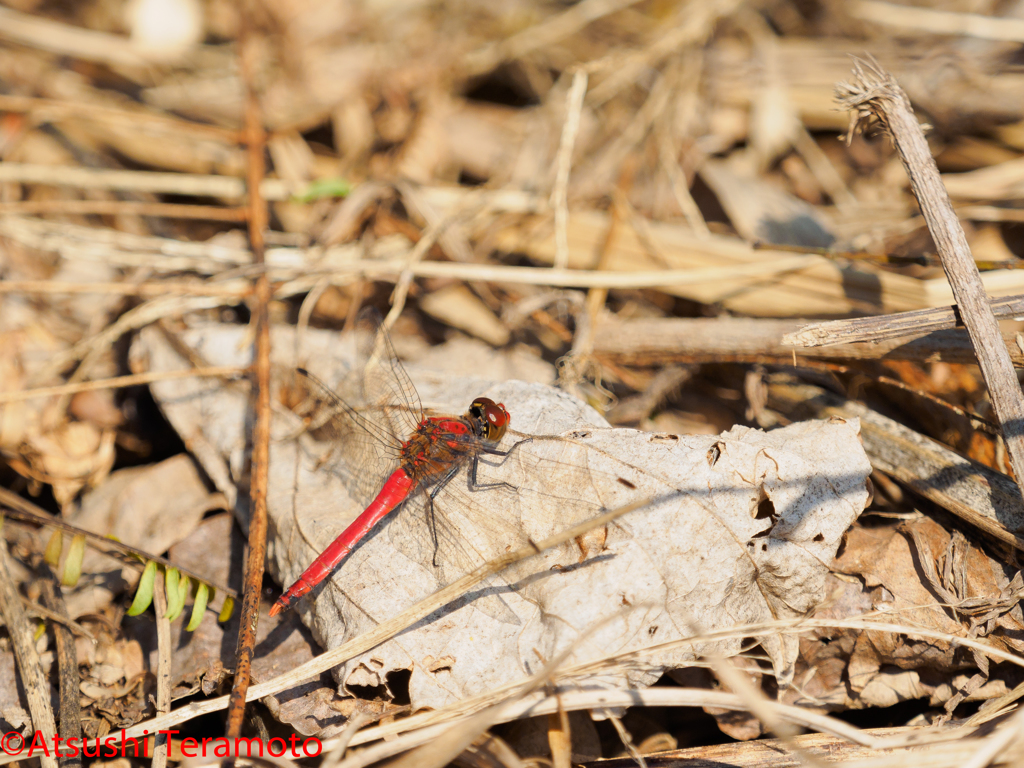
24,421,117,506
71,454,224,556
419,284,511,347
132,323,871,711
701,159,835,248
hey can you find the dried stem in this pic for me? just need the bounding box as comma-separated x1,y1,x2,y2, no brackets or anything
837,58,1024,500
0,539,59,768
39,576,81,768
784,293,1024,346
0,281,251,298
597,315,1024,367
0,366,245,404
551,69,588,269
224,2,272,744
151,573,172,768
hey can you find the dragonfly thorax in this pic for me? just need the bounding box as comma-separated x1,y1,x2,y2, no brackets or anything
397,398,508,485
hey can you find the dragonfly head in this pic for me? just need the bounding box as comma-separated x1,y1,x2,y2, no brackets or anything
469,397,509,443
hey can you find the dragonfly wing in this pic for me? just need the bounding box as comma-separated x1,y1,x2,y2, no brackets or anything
354,308,425,441
293,368,403,507
420,436,639,614
387,488,523,626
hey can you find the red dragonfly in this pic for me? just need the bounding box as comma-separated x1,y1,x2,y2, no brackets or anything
270,311,534,619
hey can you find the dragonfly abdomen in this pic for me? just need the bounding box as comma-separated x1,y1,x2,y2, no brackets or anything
269,468,415,616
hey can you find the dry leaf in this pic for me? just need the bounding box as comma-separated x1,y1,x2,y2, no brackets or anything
786,517,1024,714
71,454,225,556
700,159,835,249
23,421,116,506
133,322,871,712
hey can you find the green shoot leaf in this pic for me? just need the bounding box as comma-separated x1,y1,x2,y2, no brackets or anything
185,582,209,632
293,177,352,203
127,561,158,616
61,535,86,587
44,531,63,567
218,595,234,623
165,570,189,622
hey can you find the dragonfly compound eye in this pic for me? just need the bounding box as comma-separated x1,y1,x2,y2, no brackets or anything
470,398,510,441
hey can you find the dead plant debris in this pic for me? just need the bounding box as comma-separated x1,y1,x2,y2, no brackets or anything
4,1,1024,766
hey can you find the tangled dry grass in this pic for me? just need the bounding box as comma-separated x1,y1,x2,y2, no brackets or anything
7,1,1024,766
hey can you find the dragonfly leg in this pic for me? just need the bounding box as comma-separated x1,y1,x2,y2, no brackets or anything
468,439,534,492
427,466,461,567
478,437,534,463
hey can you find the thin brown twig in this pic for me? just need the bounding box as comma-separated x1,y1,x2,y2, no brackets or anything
0,365,245,404
0,200,246,221
0,94,241,142
0,281,250,297
224,2,272,745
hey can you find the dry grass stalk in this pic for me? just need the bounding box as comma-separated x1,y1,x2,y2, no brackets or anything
852,0,1024,43
0,539,59,768
0,5,149,68
551,69,589,270
836,58,1024,498
596,315,1024,366
0,162,297,200
0,280,251,297
464,0,645,76
0,366,245,405
628,724,1024,768
223,14,273,743
784,294,1024,347
151,573,171,768
0,94,239,141
0,200,246,221
38,577,82,768
332,598,1024,768
319,711,372,768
